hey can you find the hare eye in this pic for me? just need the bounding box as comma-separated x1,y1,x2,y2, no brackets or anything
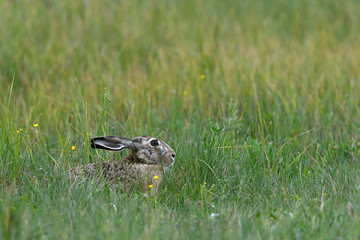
150,140,159,146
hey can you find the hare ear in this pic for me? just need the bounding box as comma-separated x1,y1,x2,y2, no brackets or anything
90,136,135,151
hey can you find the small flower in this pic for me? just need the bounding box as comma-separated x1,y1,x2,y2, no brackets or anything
71,146,76,151
200,74,205,80
33,123,38,128
323,192,327,197
17,130,20,134
148,185,153,188
183,90,188,96
153,176,158,180
17,128,23,134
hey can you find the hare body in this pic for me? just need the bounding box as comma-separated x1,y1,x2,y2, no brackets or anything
70,136,175,191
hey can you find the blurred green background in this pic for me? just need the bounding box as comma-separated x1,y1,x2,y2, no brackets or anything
1,0,360,239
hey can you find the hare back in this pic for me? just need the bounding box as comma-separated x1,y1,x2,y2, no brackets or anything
70,161,162,190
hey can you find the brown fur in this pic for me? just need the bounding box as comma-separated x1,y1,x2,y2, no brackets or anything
70,136,175,191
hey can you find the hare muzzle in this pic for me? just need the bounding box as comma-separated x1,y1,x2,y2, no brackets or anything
162,150,176,167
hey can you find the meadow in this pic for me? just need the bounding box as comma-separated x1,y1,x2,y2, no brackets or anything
1,0,360,239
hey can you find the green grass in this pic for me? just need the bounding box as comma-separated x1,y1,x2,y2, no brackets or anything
1,0,360,239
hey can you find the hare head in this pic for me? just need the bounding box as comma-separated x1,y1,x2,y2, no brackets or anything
90,136,176,167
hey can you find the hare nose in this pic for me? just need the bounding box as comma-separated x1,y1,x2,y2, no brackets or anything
172,154,176,158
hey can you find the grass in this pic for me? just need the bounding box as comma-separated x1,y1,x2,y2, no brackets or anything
1,0,360,239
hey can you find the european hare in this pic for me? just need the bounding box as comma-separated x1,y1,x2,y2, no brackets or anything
70,136,176,191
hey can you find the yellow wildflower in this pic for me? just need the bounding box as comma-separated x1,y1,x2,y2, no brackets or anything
17,130,20,134
33,123,38,128
153,176,158,180
200,74,205,80
183,90,188,96
148,185,153,188
71,146,76,151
